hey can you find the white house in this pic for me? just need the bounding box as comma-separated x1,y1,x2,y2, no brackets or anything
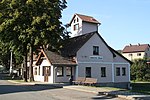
70,13,100,37
33,14,132,88
122,44,150,61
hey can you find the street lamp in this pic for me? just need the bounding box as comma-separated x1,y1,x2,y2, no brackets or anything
9,50,13,74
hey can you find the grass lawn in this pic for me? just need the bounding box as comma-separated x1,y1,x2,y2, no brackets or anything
131,82,150,94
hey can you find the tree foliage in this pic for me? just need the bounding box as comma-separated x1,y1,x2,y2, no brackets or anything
0,0,67,81
131,59,150,81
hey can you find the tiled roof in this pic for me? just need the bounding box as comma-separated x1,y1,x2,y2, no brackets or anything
44,50,76,65
122,44,149,53
61,31,96,57
70,13,100,24
61,31,116,57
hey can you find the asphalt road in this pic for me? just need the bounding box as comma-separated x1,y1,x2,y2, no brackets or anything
0,73,124,100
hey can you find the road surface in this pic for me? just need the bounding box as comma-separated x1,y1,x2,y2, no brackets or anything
0,73,124,100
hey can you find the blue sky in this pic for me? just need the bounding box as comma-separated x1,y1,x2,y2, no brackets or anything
61,0,150,50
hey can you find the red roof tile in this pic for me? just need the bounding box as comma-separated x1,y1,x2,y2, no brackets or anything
70,13,100,25
122,44,149,53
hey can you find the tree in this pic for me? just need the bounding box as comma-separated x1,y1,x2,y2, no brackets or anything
0,0,67,81
131,59,150,81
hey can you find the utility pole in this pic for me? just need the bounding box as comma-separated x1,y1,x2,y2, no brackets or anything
9,50,13,74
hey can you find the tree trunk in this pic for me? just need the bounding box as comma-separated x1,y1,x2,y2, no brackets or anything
29,44,34,82
23,50,28,82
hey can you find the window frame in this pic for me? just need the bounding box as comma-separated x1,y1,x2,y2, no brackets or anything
57,67,64,77
85,67,91,78
73,23,79,31
116,67,120,76
101,67,106,77
66,67,72,76
93,46,99,55
122,67,126,76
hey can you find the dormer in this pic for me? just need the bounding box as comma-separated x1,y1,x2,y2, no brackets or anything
69,13,101,37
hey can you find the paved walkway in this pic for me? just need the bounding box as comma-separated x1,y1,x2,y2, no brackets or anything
64,85,150,100
7,80,150,100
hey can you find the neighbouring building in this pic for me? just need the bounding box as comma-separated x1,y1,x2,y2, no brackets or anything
33,13,132,88
122,44,150,61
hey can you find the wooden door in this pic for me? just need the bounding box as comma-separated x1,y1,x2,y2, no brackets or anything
43,66,50,82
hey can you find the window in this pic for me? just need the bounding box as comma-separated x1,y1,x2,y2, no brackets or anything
101,67,106,77
66,67,72,76
77,18,79,22
74,19,76,23
74,24,79,31
34,67,37,75
116,67,120,76
57,67,64,77
93,46,99,55
85,67,91,77
122,67,126,76
137,53,141,56
129,54,132,56
38,66,40,75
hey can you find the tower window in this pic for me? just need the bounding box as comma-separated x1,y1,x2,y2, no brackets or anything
74,24,79,31
77,18,79,22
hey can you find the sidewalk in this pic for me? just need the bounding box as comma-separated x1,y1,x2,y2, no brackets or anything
8,80,150,100
63,85,150,100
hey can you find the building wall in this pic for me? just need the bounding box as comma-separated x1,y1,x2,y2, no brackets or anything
34,59,54,83
145,47,150,58
114,64,130,82
77,33,114,63
55,66,75,83
122,52,145,61
82,22,98,34
78,63,113,83
76,33,130,83
70,15,82,37
70,16,98,37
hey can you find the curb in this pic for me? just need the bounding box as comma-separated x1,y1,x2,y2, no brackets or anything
8,80,63,88
8,80,35,85
63,86,98,94
100,92,135,100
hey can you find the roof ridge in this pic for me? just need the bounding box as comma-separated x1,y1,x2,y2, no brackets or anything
76,13,94,18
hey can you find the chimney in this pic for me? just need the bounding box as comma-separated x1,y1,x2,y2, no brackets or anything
138,43,140,46
129,44,132,46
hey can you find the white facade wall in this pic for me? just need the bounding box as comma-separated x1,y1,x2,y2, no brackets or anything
82,22,98,34
70,16,82,37
55,66,75,83
76,33,130,83
114,64,130,82
77,33,114,62
34,59,54,83
122,52,145,61
70,15,98,37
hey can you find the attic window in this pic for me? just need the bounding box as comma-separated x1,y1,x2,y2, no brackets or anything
77,18,79,22
74,19,76,23
74,23,79,31
93,46,99,55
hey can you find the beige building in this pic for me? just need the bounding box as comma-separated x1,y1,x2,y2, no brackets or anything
33,14,131,88
122,44,150,61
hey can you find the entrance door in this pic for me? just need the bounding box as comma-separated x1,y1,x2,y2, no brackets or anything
43,66,50,82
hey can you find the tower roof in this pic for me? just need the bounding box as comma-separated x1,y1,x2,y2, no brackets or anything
70,13,100,25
